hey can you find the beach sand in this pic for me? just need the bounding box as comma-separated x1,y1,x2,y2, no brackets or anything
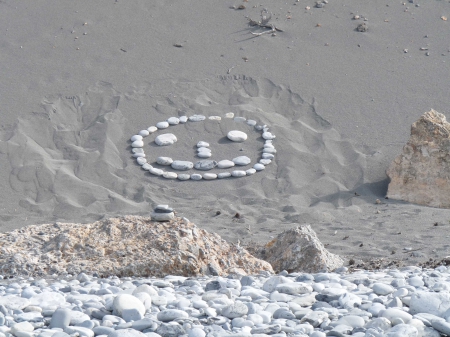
0,0,449,268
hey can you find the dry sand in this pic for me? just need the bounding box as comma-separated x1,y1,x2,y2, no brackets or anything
0,0,449,268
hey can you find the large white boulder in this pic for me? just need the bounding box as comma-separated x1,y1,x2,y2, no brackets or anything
113,294,145,318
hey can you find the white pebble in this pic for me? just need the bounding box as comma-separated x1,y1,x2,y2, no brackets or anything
147,126,158,133
197,153,211,159
163,172,178,179
217,160,235,169
227,130,248,142
130,135,143,142
231,170,247,177
254,163,265,171
233,156,251,166
155,134,177,146
138,130,150,137
189,115,206,122
131,140,144,148
149,167,164,176
262,132,276,140
136,157,147,166
197,141,210,148
142,163,152,171
157,157,174,165
156,121,169,129
246,168,256,175
167,117,180,125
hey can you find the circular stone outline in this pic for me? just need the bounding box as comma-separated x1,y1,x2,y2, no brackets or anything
130,114,276,181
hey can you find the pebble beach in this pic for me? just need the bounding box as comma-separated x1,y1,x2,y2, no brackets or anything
1,266,450,337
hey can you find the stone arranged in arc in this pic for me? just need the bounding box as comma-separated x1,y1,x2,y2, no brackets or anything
203,173,218,180
171,161,194,171
149,167,164,176
231,170,247,177
131,140,144,148
142,163,152,171
156,157,173,166
189,115,206,122
254,163,265,171
162,172,177,179
177,174,190,181
232,156,251,166
194,160,217,171
156,121,169,129
246,168,256,175
130,112,277,181
167,117,180,125
136,157,147,166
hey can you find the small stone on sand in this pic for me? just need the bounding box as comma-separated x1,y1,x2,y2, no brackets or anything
227,130,248,142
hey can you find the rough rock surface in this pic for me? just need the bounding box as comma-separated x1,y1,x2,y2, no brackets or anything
387,109,450,208
0,216,273,277
258,225,344,273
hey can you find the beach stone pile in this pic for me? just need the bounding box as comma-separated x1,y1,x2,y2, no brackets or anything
0,266,450,336
387,109,450,208
150,205,174,222
130,113,276,181
0,216,273,278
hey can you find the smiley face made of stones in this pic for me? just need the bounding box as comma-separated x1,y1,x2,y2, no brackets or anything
130,113,276,181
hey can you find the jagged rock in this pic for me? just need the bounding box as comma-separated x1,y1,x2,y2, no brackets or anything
0,216,273,278
260,225,343,273
386,109,450,208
